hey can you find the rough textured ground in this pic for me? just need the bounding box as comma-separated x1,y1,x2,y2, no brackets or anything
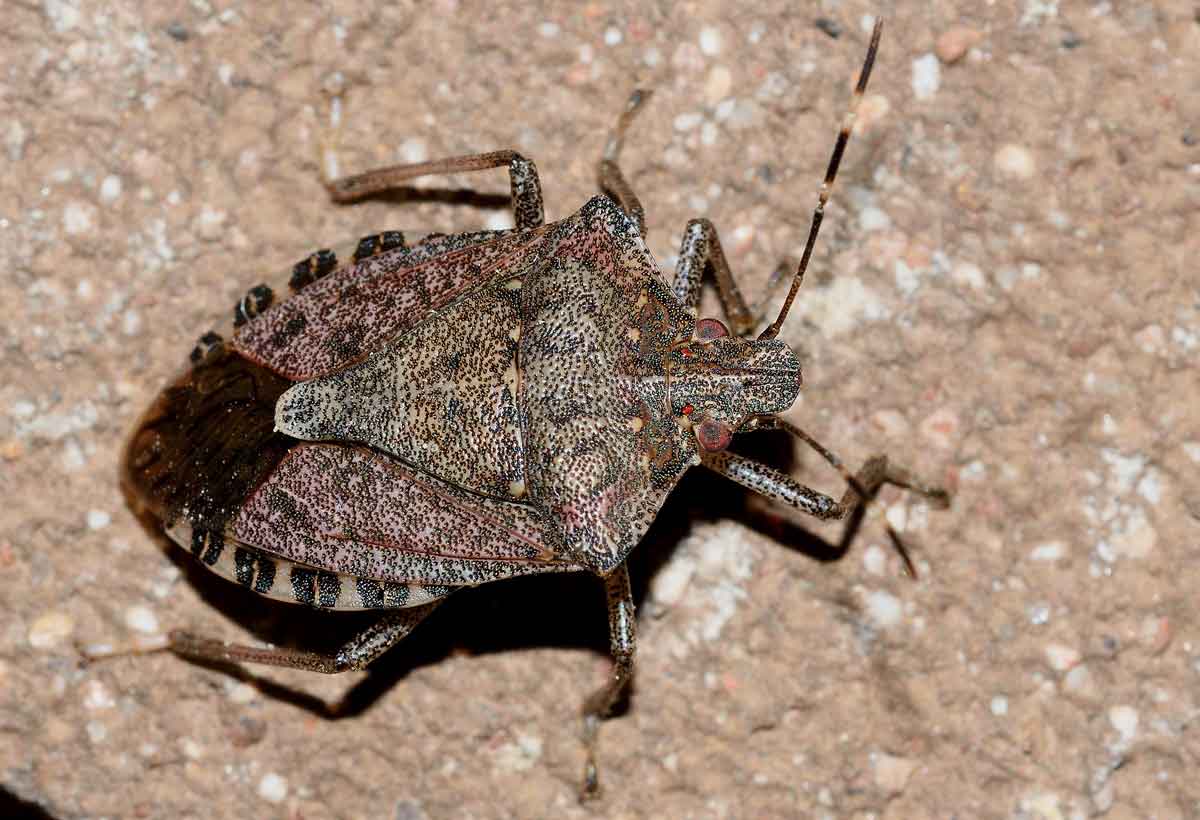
3,2,1198,818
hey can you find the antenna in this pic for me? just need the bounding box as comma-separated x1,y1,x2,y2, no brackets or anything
758,17,883,341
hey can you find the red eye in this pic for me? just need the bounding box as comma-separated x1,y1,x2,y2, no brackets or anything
696,418,732,451
681,404,694,415
679,346,693,358
695,318,730,340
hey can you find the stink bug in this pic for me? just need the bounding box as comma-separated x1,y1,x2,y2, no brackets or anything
118,19,947,796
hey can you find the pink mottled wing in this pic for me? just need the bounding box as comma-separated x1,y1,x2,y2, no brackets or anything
233,227,552,380
231,444,578,585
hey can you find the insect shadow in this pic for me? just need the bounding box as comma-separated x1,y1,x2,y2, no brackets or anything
345,185,512,212
127,427,870,720
0,786,61,820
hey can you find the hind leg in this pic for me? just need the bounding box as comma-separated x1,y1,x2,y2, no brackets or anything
88,602,442,674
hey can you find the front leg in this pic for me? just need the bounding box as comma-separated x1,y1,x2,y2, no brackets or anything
702,422,949,574
580,562,636,800
672,218,793,337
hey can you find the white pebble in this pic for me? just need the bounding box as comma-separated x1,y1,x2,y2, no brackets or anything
911,54,941,101
6,119,28,161
1063,664,1096,696
862,545,887,576
1136,470,1162,504
124,605,160,634
86,509,111,530
604,26,622,46
493,733,544,772
537,21,559,38
894,260,919,298
1044,643,1080,672
227,682,258,704
484,210,513,231
990,695,1009,716
951,261,985,289
122,309,141,336
673,111,703,132
1029,541,1065,561
858,206,892,233
399,137,427,164
99,175,122,203
865,590,902,628
29,612,75,649
83,680,115,710
649,552,697,610
994,144,1036,180
258,772,288,803
1109,705,1138,742
62,201,96,235
699,26,723,56
86,721,107,744
873,753,917,793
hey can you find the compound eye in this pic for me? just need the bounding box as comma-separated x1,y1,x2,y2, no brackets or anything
695,417,733,451
694,318,730,341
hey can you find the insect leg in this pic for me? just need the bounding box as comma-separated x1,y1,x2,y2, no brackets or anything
324,150,545,231
598,89,653,236
580,562,636,800
702,422,948,575
671,218,794,337
164,601,442,674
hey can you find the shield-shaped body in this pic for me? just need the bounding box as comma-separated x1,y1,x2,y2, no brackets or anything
123,196,757,608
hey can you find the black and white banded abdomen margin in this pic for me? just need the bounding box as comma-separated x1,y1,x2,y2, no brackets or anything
165,520,453,610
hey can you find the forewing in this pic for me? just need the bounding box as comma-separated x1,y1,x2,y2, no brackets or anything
231,443,578,586
233,227,552,381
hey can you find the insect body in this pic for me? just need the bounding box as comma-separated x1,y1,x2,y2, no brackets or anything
120,19,947,796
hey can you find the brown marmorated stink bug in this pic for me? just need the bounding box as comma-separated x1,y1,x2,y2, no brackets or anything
116,19,948,796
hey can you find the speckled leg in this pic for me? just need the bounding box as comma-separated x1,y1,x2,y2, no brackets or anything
704,416,949,573
580,562,636,800
325,150,544,230
166,601,441,674
671,218,793,337
598,89,652,236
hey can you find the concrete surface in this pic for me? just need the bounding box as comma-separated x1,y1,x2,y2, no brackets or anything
2,1,1198,818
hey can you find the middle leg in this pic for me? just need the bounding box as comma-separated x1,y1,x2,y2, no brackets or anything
325,150,545,231
580,561,636,799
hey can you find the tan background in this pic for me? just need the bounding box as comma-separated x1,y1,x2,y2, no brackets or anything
3,1,1198,817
